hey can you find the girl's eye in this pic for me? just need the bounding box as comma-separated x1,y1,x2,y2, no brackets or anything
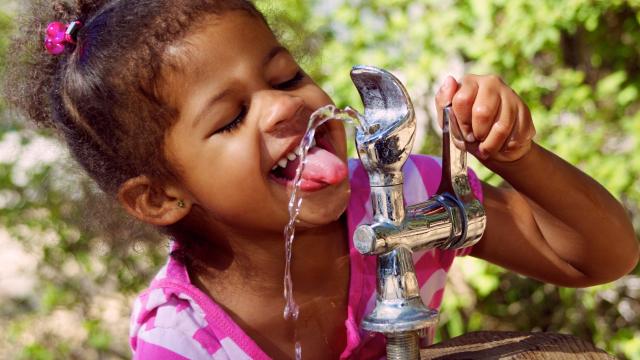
213,106,247,135
274,71,305,90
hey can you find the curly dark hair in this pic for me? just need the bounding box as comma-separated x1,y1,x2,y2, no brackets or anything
3,0,265,195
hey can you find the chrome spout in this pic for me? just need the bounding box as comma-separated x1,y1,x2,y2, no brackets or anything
351,65,416,189
349,65,487,359
351,66,416,231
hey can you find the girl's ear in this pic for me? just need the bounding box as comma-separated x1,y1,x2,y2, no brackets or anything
117,175,192,226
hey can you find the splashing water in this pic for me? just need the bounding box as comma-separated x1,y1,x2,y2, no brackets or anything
283,104,361,320
282,105,361,359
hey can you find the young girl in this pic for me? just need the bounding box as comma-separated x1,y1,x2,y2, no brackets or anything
4,0,638,359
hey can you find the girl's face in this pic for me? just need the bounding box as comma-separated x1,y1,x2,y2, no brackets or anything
163,11,350,235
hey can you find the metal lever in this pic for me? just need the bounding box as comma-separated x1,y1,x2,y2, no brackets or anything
438,106,486,249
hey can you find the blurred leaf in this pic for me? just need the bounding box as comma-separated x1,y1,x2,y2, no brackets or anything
84,319,112,351
598,71,628,97
20,344,55,360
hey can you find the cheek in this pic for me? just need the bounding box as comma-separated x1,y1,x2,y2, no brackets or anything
186,164,279,229
169,136,264,206
303,83,334,107
190,152,261,198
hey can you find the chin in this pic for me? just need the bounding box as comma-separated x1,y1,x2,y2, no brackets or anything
296,181,350,227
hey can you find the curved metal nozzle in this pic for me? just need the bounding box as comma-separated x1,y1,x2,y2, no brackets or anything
350,66,416,187
350,65,414,133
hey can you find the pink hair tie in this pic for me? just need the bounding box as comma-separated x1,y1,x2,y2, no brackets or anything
44,20,82,55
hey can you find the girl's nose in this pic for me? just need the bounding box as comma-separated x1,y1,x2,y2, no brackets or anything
255,91,306,135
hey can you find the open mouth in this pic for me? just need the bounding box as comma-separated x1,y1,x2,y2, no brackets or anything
268,124,346,192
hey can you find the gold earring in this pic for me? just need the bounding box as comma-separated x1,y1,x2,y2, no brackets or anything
177,199,186,208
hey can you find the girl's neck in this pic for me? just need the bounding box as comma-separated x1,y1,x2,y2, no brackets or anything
179,215,350,359
182,215,350,299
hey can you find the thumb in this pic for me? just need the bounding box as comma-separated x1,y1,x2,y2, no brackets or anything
435,75,458,129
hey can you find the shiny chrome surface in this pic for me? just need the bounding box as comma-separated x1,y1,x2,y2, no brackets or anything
349,65,487,359
370,184,405,227
351,65,416,188
361,246,440,333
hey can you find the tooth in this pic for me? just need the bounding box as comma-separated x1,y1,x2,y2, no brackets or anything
272,165,278,171
278,159,288,168
311,138,317,147
287,152,297,161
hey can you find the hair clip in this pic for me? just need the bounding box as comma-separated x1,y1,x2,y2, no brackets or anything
44,20,82,55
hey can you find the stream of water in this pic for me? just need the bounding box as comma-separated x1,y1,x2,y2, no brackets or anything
283,104,361,359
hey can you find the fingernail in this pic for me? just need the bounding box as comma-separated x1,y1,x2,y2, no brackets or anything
465,133,476,143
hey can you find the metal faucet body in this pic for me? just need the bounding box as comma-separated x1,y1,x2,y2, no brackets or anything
349,66,487,359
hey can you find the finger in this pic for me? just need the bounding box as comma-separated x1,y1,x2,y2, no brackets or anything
435,76,459,128
500,114,519,153
451,76,479,142
503,98,535,152
470,84,501,143
448,107,468,151
478,98,516,159
435,76,459,110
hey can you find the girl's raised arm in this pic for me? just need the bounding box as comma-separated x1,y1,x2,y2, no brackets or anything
436,75,639,287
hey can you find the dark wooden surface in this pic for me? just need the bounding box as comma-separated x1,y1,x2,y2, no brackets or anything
421,331,616,359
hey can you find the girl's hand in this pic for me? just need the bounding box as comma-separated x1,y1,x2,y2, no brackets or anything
435,75,536,163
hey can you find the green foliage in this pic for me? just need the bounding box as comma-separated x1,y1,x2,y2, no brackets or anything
1,0,639,359
21,344,56,360
84,319,112,351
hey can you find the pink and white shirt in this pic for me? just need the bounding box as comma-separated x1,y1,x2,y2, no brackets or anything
129,154,483,359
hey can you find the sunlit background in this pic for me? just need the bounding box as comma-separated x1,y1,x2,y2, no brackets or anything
1,0,639,359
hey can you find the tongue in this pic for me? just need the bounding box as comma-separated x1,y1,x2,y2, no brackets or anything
283,147,347,185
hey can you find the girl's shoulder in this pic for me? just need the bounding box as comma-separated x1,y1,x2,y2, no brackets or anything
129,258,269,359
129,276,218,358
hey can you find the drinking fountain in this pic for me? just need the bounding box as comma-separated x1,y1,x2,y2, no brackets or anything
349,65,487,360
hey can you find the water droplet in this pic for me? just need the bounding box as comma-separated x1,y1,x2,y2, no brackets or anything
295,342,302,360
